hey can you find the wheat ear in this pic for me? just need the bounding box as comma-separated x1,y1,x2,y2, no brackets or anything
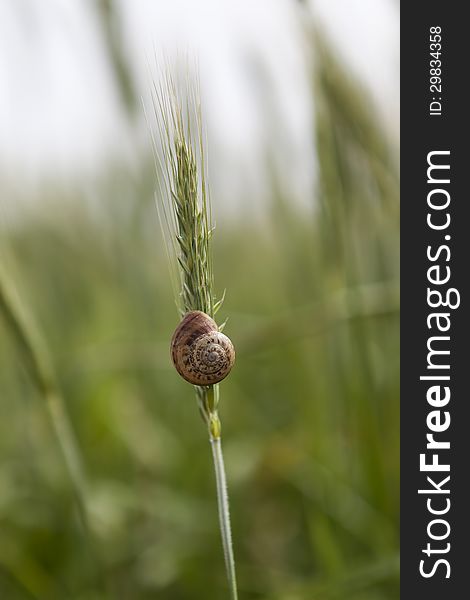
149,72,239,600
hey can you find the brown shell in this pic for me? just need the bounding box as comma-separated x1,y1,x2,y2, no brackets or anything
170,311,235,386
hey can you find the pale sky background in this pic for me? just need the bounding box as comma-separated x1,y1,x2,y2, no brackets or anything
0,0,398,216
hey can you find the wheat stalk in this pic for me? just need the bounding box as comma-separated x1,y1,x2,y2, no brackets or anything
148,71,238,600
0,264,108,595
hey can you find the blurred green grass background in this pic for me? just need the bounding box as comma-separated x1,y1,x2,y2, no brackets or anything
0,33,399,600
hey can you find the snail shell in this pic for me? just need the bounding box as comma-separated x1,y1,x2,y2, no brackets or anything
170,310,235,386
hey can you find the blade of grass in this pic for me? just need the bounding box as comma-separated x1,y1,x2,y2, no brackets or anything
0,264,108,596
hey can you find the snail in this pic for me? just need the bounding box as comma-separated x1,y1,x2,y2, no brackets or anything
170,310,235,385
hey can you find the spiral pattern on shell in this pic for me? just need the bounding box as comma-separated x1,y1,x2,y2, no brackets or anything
170,311,235,385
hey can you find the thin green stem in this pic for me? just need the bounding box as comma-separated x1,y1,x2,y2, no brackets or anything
0,265,108,595
0,266,87,502
210,435,238,600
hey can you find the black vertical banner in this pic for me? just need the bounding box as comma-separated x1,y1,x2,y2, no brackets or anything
401,4,469,599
